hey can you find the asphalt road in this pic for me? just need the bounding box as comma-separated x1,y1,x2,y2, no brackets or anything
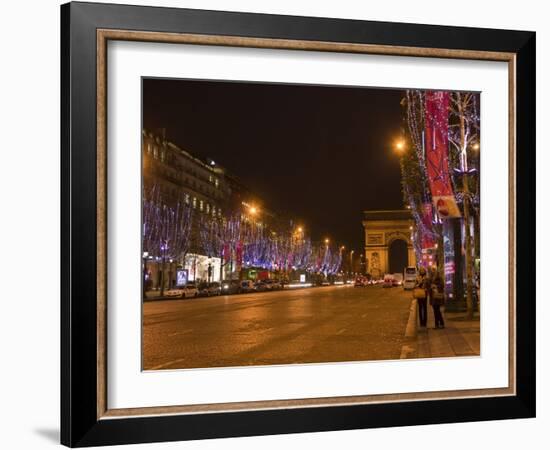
143,284,412,370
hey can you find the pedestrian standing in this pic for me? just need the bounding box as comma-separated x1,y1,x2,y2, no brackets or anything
413,267,429,327
429,266,445,329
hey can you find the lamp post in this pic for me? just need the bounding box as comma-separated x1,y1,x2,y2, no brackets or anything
159,242,167,297
245,204,259,280
142,251,149,299
168,258,173,290
322,238,329,279
350,250,354,277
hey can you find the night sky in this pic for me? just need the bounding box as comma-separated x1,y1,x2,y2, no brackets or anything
143,78,405,252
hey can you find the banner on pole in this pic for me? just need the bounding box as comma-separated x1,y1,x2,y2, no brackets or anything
425,91,461,219
421,203,436,250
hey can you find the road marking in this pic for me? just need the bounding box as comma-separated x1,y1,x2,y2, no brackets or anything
147,358,188,370
167,329,193,337
336,328,346,335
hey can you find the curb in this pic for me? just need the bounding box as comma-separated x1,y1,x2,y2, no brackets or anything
400,298,418,359
405,298,418,338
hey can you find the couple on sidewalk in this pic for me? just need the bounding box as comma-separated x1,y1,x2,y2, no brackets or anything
414,266,445,329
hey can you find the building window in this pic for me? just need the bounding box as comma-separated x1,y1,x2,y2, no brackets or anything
193,197,197,209
153,146,158,159
215,178,219,188
200,200,204,211
147,143,152,154
206,203,210,214
184,193,190,204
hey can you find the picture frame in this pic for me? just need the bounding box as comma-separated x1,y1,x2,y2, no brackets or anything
61,1,535,447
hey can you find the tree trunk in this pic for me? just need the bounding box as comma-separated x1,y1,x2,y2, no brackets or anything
452,218,464,305
458,95,474,319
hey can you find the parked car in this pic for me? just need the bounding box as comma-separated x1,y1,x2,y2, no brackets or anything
165,283,199,298
206,282,221,296
240,280,255,293
254,280,273,291
392,273,404,287
268,279,282,290
197,282,210,297
383,274,395,288
354,277,367,287
221,280,241,294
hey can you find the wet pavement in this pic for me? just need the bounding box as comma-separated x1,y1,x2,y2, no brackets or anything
143,284,411,370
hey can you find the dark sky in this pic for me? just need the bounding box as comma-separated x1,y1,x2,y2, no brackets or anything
143,78,405,252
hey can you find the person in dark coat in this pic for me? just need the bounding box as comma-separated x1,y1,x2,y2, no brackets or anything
429,266,445,329
414,267,429,327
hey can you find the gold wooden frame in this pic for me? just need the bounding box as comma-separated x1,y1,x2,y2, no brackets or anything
96,29,516,420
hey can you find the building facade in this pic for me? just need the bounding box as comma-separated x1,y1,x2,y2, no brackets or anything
142,129,277,289
142,129,231,218
143,129,236,289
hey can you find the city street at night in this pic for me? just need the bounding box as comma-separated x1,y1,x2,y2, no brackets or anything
143,285,412,370
140,80,481,369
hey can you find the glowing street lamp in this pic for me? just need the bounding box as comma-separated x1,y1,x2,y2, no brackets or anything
394,139,406,155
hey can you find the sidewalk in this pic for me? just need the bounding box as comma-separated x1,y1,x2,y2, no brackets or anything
400,299,480,359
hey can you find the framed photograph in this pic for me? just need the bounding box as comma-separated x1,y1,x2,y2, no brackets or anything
61,1,535,447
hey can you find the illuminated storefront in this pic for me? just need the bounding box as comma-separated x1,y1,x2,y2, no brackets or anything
183,254,221,283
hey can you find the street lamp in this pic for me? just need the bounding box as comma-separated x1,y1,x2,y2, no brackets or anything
394,139,406,155
168,258,173,290
159,242,167,297
324,238,330,245
142,251,149,299
350,250,354,277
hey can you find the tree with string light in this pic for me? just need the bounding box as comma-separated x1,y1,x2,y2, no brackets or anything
142,184,194,296
401,90,480,318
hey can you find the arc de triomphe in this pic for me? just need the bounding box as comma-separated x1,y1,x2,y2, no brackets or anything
362,210,416,278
